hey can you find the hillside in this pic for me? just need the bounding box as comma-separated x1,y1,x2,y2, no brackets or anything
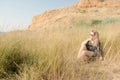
0,0,120,80
29,0,120,30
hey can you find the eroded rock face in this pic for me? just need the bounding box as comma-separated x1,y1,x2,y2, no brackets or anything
77,0,100,8
77,0,120,8
80,0,102,5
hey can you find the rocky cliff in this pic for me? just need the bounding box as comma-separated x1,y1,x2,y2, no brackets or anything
29,0,120,30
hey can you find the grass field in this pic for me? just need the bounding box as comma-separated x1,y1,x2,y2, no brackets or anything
0,19,120,80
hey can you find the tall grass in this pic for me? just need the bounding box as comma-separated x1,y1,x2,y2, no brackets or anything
0,20,120,80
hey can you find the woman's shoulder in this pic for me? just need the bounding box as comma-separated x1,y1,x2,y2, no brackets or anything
81,38,91,45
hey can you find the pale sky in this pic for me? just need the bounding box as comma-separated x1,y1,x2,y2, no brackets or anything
0,0,79,32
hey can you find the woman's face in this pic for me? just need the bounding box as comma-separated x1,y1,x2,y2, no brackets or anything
89,31,95,40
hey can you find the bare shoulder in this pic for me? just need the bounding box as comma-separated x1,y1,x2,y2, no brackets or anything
81,38,90,45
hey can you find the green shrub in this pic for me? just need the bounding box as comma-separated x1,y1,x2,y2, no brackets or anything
102,18,120,24
91,19,102,26
75,20,91,28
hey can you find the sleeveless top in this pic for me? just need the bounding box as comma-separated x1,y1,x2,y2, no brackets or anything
86,41,97,52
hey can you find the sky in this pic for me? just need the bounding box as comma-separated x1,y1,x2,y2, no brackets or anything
0,0,79,32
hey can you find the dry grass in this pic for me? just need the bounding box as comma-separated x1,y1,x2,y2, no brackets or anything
0,20,120,80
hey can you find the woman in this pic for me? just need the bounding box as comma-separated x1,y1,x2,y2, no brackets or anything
77,30,103,62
